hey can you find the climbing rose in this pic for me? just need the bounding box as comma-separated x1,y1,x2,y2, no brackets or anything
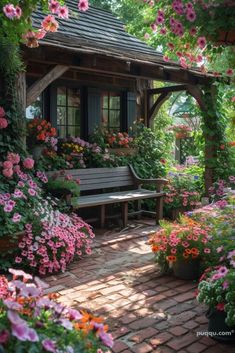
3,161,13,169
0,118,8,129
78,0,89,12
7,152,20,164
23,158,35,170
41,15,59,32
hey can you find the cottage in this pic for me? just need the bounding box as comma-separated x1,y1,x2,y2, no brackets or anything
24,0,213,140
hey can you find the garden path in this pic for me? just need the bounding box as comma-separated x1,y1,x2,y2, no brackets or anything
44,219,235,353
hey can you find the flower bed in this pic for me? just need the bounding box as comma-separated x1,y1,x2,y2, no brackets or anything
0,269,113,353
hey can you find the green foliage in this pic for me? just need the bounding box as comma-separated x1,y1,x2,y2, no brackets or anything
46,177,80,197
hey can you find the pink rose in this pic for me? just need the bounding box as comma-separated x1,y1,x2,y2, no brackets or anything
23,158,35,169
0,117,8,129
3,161,13,169
0,107,5,118
7,152,20,164
13,165,21,173
3,169,13,178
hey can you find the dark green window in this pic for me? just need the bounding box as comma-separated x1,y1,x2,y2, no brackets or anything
101,92,121,131
57,87,80,137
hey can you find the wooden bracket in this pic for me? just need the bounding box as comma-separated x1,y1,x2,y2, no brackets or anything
26,64,69,106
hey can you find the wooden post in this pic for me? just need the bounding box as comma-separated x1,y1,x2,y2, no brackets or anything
122,202,128,228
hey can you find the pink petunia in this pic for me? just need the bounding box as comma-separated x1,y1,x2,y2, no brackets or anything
197,36,207,49
3,4,16,19
58,6,69,19
0,117,8,129
41,15,59,32
204,248,211,254
15,5,22,19
186,10,196,22
12,213,22,223
49,0,60,14
78,0,89,12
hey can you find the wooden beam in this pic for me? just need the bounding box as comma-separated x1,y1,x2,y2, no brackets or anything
26,65,69,106
147,85,188,95
148,92,172,128
186,85,206,111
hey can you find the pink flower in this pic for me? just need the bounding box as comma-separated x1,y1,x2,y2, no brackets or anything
222,281,229,290
2,168,13,178
3,161,13,169
197,36,207,49
7,152,20,164
216,246,224,253
218,266,228,277
58,6,69,19
15,257,22,263
23,158,34,169
14,165,21,173
41,15,59,32
28,188,36,196
144,33,150,40
36,29,46,40
49,0,60,14
0,117,8,129
78,0,89,12
15,5,22,19
189,27,197,36
12,213,22,223
226,68,234,76
197,55,203,63
156,16,164,25
204,248,211,254
163,55,170,62
159,28,167,35
3,4,16,19
167,42,175,50
231,96,235,103
0,107,5,117
186,10,196,22
0,330,9,344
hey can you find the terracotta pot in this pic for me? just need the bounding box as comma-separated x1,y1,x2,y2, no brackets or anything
0,232,24,253
172,258,200,280
107,147,137,156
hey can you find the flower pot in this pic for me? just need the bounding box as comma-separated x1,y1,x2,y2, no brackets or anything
107,147,137,156
172,258,200,280
0,232,24,253
206,309,235,342
31,145,44,161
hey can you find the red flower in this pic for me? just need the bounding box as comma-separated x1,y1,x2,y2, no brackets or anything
216,303,225,311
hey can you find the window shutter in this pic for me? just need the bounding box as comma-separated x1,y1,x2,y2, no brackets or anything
127,92,136,130
88,89,101,135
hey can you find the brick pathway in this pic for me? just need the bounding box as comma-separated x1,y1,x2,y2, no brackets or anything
44,220,235,353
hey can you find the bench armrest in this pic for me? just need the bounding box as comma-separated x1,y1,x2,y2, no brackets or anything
129,165,168,191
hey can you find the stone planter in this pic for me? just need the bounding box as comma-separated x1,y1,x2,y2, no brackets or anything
206,309,235,342
107,147,137,156
172,258,200,280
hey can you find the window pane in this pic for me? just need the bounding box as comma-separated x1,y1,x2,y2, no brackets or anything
68,107,80,126
57,87,66,106
102,93,109,109
68,88,80,106
57,106,66,125
26,96,42,119
109,110,120,127
101,109,108,125
68,125,80,137
110,95,120,109
57,125,66,138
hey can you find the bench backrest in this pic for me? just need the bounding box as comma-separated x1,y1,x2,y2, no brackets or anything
46,166,135,191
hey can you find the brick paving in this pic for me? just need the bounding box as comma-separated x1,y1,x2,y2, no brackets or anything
44,219,235,353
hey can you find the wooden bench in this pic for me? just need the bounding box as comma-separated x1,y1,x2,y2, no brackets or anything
46,165,168,228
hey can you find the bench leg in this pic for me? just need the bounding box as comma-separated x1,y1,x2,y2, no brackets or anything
156,197,163,224
100,205,105,228
122,202,128,228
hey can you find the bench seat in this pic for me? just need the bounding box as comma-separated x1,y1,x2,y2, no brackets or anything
72,189,165,208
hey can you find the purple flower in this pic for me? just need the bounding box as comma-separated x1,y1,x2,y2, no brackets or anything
218,266,228,277
11,323,29,341
27,328,39,342
42,339,56,352
7,310,25,324
4,300,22,311
222,281,229,290
58,318,73,330
99,331,113,348
67,308,82,321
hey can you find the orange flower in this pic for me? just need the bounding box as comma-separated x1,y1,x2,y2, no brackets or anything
185,249,191,255
191,248,199,255
152,245,160,252
183,253,189,259
166,255,176,262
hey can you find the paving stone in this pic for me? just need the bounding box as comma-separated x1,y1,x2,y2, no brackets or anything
112,327,131,339
129,327,158,343
132,342,153,353
120,313,137,325
153,298,177,311
167,333,198,350
168,326,188,336
112,341,130,353
195,315,209,324
149,332,173,346
199,337,217,346
174,292,196,302
183,320,199,330
186,342,207,353
129,317,157,330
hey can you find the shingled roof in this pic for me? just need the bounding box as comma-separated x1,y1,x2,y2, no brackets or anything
32,0,214,80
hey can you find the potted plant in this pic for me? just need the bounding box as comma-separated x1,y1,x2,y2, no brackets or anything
0,269,113,352
27,119,57,161
170,125,193,139
149,217,210,280
197,266,235,342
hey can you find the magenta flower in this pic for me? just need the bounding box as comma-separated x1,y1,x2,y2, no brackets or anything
218,266,228,277
28,188,36,196
12,213,22,223
23,158,35,170
49,0,60,14
15,5,22,19
197,36,207,49
11,323,29,341
0,117,8,129
186,11,196,22
42,339,57,352
3,4,16,19
78,0,89,12
0,329,9,344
